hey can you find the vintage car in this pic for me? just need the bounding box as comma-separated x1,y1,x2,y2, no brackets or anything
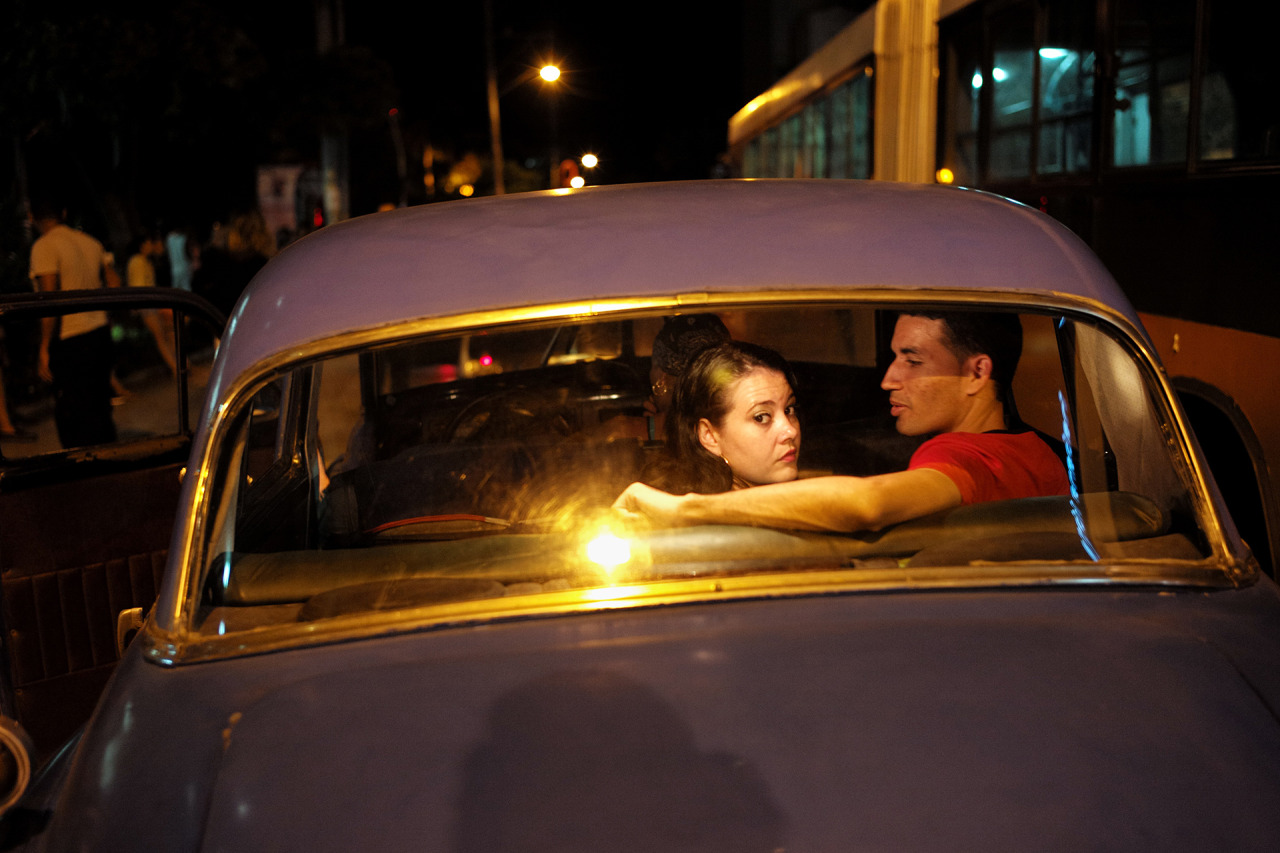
3,180,1279,850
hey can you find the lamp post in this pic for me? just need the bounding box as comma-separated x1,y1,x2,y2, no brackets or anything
541,64,562,188
483,0,506,195
483,4,566,194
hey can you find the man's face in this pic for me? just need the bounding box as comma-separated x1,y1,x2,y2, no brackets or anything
880,315,973,436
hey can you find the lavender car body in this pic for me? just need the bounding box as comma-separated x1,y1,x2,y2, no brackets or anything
7,181,1279,851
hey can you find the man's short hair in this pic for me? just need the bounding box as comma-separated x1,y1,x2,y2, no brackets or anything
905,309,1023,404
29,193,66,222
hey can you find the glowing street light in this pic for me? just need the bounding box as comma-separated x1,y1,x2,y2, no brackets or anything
484,1,567,194
537,61,566,188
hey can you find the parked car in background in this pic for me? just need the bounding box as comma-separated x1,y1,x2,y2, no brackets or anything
3,181,1279,851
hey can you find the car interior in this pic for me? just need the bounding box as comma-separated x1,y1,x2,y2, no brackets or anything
191,303,1214,638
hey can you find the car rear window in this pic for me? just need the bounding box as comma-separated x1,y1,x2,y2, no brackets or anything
189,304,1216,645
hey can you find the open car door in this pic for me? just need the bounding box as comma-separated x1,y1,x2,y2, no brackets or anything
0,288,225,762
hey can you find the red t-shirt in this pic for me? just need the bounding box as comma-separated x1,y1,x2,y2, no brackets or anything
908,431,1069,504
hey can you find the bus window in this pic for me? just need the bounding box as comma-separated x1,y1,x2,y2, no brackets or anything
762,126,779,177
781,113,802,178
1111,0,1195,168
744,136,761,178
1038,0,1095,175
804,99,828,179
988,4,1035,180
939,12,983,186
1200,3,1280,162
849,70,873,180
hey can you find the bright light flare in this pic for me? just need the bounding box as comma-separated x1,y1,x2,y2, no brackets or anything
581,153,598,169
586,530,631,568
935,167,955,184
569,176,586,189
540,65,561,82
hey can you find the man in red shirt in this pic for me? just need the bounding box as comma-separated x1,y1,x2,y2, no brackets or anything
613,311,1068,532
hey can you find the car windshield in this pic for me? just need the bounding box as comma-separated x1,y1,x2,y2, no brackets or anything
191,303,1216,643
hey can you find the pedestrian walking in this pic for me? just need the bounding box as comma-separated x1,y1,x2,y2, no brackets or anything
28,195,120,448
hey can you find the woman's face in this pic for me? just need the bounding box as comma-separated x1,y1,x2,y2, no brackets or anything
697,367,800,486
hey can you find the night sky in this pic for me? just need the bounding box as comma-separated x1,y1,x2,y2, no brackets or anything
345,1,752,185
232,0,754,211
10,0,757,236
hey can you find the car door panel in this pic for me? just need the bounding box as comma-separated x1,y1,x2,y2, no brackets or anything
0,289,223,761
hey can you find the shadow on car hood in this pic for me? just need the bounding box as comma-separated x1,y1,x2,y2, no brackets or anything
188,587,1280,852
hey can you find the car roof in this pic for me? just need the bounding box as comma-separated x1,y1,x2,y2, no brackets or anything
210,179,1137,397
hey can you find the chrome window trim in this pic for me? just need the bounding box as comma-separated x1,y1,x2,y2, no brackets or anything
155,563,1236,667
141,287,1250,666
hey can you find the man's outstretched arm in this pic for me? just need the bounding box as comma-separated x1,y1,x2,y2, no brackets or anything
612,467,962,533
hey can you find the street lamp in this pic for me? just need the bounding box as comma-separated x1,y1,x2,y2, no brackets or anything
483,1,568,194
540,62,563,188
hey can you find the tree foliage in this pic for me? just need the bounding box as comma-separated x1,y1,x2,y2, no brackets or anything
3,0,398,244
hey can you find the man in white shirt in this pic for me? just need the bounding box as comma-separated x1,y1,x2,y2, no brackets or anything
28,197,121,447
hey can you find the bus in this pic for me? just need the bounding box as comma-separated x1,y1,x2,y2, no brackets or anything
728,0,1280,574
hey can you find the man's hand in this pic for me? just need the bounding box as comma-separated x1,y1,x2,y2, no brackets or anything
612,482,686,526
38,309,57,383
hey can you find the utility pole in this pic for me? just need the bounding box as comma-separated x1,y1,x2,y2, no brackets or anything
315,0,350,223
484,0,506,195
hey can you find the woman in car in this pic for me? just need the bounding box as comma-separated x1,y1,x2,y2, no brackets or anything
643,339,801,494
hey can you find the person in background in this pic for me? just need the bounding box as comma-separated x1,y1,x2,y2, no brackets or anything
646,313,730,440
166,226,193,292
28,196,120,447
0,370,36,443
126,230,178,375
193,210,274,317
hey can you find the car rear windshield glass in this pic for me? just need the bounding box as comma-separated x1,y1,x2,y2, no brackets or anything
193,305,1213,638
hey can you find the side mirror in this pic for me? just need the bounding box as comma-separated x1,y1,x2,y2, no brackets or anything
0,717,33,816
